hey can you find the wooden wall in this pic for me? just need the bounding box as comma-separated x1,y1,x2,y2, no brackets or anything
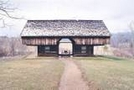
73,45,93,56
22,37,110,46
21,37,110,56
22,37,59,45
38,45,58,56
73,37,110,45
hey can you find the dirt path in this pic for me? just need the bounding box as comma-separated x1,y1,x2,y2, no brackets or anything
59,58,89,90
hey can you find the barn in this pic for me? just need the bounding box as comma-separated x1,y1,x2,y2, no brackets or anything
21,20,110,57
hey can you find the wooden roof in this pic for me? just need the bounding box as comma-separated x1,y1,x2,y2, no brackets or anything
21,20,110,37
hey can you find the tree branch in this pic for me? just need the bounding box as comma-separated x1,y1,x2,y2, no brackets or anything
0,9,20,19
0,0,26,27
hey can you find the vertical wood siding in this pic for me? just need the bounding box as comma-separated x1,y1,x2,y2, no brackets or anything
22,37,110,45
73,37,110,45
22,37,60,45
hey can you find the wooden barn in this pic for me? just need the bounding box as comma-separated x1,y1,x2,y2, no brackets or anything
21,20,110,57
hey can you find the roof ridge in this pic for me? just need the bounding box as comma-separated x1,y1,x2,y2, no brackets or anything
27,20,103,21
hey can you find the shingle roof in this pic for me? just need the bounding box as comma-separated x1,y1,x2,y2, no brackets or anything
21,20,110,37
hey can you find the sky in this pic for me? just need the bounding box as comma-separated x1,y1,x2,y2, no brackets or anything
0,0,134,36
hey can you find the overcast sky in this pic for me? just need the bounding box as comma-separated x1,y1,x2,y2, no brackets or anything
0,0,134,36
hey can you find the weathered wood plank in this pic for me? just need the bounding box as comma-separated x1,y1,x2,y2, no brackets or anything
22,37,110,45
22,37,60,45
73,37,110,45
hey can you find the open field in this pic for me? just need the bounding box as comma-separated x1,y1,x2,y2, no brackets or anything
75,56,134,90
1,56,134,90
0,57,64,90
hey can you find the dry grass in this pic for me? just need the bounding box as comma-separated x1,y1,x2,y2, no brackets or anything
75,56,134,90
0,57,64,90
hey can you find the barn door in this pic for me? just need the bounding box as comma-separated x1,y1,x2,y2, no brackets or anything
88,46,93,55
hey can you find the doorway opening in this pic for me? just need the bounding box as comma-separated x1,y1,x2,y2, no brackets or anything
58,38,73,56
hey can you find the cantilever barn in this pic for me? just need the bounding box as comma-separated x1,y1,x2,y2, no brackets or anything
21,20,110,57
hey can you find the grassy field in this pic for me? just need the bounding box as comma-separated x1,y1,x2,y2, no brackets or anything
0,57,64,90
75,56,134,90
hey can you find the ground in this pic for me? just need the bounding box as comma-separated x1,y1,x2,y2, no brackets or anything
0,57,64,90
0,56,134,90
59,58,89,90
75,56,134,90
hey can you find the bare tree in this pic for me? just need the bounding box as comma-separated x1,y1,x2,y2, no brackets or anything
0,0,23,27
129,21,134,48
0,0,14,17
0,36,29,57
0,0,26,57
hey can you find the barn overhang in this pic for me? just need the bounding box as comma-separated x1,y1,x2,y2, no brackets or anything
21,36,110,46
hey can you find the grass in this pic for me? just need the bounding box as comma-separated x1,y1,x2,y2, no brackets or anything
0,57,64,90
75,56,134,90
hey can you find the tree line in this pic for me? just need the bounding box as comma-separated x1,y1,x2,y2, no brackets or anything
0,36,29,57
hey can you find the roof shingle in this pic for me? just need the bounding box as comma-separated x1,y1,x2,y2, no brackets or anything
21,20,110,37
